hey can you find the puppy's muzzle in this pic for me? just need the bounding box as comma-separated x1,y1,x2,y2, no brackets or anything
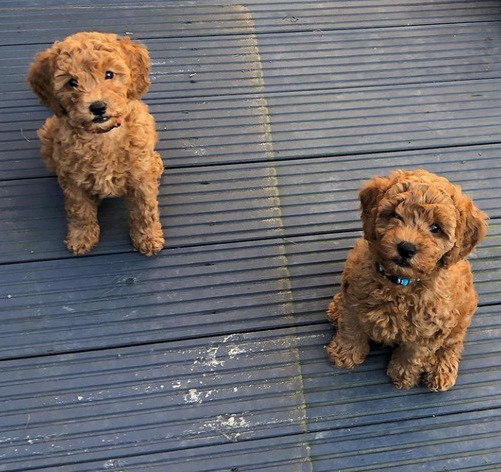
89,101,109,123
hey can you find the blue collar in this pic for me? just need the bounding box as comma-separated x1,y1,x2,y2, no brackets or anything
376,263,420,287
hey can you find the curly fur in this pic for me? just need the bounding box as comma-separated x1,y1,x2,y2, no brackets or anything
28,32,164,255
327,169,488,391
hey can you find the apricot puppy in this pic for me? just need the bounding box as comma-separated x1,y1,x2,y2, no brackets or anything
28,32,164,255
327,169,487,391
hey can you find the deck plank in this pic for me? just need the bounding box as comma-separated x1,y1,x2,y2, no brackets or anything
8,80,501,178
1,144,499,262
1,316,500,470
0,239,294,359
0,223,499,359
0,328,308,470
7,21,501,97
3,1,501,43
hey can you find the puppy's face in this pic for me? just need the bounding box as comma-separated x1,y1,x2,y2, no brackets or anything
373,183,457,279
54,45,130,133
28,32,151,134
360,170,487,279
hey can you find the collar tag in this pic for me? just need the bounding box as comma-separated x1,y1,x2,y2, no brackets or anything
376,263,419,286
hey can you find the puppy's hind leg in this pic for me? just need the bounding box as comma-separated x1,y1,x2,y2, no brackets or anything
327,299,370,368
327,293,342,326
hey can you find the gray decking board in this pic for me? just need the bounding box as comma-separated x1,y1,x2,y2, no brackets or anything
308,409,501,471
1,223,499,359
0,327,308,470
266,79,501,160
7,21,501,98
0,161,285,262
3,1,501,42
0,239,295,359
274,144,501,234
7,13,501,179
1,144,499,263
70,409,501,471
1,1,501,471
56,436,313,472
0,5,257,45
8,80,501,178
1,318,500,470
301,313,501,426
9,74,501,178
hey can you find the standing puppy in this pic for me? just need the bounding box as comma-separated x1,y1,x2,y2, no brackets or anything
327,169,487,391
28,32,164,255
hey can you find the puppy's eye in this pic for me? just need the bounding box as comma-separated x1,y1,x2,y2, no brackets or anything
430,223,442,234
105,71,114,80
68,78,78,88
389,212,403,221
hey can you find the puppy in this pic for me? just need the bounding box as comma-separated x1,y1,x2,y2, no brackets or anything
327,169,487,391
28,32,164,256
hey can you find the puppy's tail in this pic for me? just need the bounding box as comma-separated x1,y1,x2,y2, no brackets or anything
327,293,342,326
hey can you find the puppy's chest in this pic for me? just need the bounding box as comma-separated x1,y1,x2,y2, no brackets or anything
63,137,129,197
363,293,447,344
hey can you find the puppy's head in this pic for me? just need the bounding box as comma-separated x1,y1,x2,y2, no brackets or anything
359,169,488,279
28,32,151,133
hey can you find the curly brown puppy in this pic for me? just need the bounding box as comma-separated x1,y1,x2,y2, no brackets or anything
327,169,487,391
28,32,164,256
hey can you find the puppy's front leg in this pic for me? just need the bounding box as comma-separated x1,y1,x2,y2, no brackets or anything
126,179,164,256
424,323,469,392
62,186,100,255
387,344,433,389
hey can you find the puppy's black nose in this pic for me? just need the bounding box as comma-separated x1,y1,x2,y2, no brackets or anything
89,101,107,116
397,241,417,259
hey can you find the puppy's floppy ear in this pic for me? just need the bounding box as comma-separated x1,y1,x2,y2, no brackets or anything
441,192,488,267
359,175,392,241
28,47,65,116
118,36,151,99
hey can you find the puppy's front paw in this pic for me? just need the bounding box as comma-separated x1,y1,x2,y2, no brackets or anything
65,224,100,255
423,361,459,392
327,337,368,368
136,237,165,256
131,231,165,256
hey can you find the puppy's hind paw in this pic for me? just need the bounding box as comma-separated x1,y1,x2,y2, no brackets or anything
326,293,342,325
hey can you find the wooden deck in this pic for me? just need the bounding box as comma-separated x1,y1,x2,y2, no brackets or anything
1,1,501,470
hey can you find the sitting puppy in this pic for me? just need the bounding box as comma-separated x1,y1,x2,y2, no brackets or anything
327,169,487,391
28,32,164,256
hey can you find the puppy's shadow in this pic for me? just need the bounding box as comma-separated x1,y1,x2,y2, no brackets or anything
97,198,131,249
